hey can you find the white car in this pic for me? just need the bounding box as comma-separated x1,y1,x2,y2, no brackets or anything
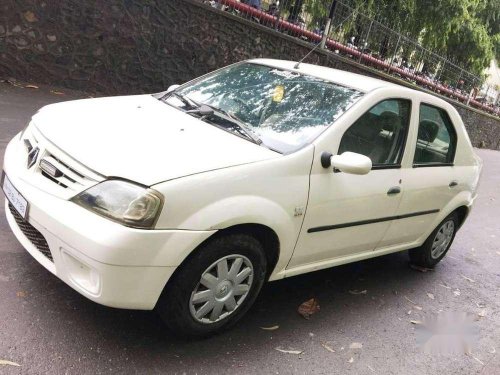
2,59,482,337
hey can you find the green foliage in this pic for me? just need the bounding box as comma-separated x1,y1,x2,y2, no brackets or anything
493,34,500,60
303,0,498,75
304,0,331,26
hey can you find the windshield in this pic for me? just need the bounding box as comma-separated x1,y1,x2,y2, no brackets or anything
166,62,363,153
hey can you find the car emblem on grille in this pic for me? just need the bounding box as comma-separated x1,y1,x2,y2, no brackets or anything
27,147,39,169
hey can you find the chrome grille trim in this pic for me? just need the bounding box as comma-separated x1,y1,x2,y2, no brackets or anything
40,152,97,190
23,125,104,194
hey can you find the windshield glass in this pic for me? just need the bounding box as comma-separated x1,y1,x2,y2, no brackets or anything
167,63,363,153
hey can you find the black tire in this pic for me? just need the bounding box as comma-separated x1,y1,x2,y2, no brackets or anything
156,233,267,338
409,212,459,268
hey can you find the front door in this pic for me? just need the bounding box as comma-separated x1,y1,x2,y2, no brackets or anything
289,98,412,268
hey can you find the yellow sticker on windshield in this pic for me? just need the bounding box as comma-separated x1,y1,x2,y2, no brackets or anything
273,85,285,102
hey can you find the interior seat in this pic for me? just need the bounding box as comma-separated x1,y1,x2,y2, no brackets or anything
369,111,403,164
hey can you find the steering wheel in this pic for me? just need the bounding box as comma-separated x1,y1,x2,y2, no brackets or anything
231,97,253,114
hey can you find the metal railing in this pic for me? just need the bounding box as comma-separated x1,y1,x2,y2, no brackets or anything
200,0,500,117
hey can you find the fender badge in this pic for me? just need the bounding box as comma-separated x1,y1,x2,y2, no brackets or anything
294,207,304,217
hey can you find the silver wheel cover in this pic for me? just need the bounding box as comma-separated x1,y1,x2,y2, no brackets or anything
189,254,254,324
431,220,455,259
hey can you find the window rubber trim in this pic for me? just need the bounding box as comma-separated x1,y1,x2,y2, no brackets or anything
412,163,454,168
307,209,440,233
371,164,401,170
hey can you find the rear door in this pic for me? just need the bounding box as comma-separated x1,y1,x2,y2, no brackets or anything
379,102,458,248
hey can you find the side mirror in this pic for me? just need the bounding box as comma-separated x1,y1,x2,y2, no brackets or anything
166,84,180,93
321,151,372,175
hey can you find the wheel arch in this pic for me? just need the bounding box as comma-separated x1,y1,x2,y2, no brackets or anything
185,223,281,280
155,222,282,311
452,205,470,230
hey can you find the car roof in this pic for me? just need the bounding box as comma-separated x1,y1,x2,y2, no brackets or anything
248,58,406,93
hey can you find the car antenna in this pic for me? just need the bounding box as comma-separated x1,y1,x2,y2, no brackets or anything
293,41,322,69
294,0,338,70
294,0,365,69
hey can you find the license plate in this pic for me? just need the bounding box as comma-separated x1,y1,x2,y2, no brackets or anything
2,172,29,219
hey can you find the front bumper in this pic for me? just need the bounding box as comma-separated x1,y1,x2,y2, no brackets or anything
3,135,215,310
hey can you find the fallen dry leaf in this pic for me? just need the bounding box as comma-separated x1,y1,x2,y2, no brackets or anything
6,78,23,87
404,296,423,310
348,357,354,363
349,342,363,349
25,84,39,89
427,293,435,300
23,10,37,22
478,310,487,318
404,296,417,304
260,325,279,331
50,90,65,95
453,290,461,296
409,264,433,272
298,298,320,319
16,291,27,297
461,275,475,283
275,348,303,355
407,310,412,315
0,360,21,367
467,353,484,366
410,320,422,325
321,342,335,353
349,289,367,295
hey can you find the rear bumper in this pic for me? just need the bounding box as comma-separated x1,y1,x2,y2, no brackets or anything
3,136,216,310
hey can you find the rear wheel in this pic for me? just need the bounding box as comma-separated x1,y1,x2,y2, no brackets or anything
409,212,458,268
156,233,267,338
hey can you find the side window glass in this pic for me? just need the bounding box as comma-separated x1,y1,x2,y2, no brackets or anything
338,99,411,166
414,104,456,165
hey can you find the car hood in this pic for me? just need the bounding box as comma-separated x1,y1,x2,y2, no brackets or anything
32,94,279,185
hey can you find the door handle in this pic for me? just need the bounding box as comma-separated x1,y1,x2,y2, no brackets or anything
387,186,401,195
449,181,458,188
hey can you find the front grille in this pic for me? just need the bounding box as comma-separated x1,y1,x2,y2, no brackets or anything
8,203,53,261
39,152,91,191
22,126,101,194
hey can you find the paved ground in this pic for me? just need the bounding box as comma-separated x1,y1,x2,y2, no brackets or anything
0,81,499,375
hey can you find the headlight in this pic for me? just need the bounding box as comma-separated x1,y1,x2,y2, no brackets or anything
71,180,163,229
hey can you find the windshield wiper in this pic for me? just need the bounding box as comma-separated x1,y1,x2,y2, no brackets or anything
161,91,200,109
197,103,262,145
162,92,262,145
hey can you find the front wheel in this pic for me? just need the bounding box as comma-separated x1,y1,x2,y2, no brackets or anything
409,212,459,268
156,233,267,338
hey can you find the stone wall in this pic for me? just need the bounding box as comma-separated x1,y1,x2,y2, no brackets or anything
0,0,498,149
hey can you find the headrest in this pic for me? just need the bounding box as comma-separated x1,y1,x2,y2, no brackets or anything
349,112,383,139
378,111,402,131
418,120,439,142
